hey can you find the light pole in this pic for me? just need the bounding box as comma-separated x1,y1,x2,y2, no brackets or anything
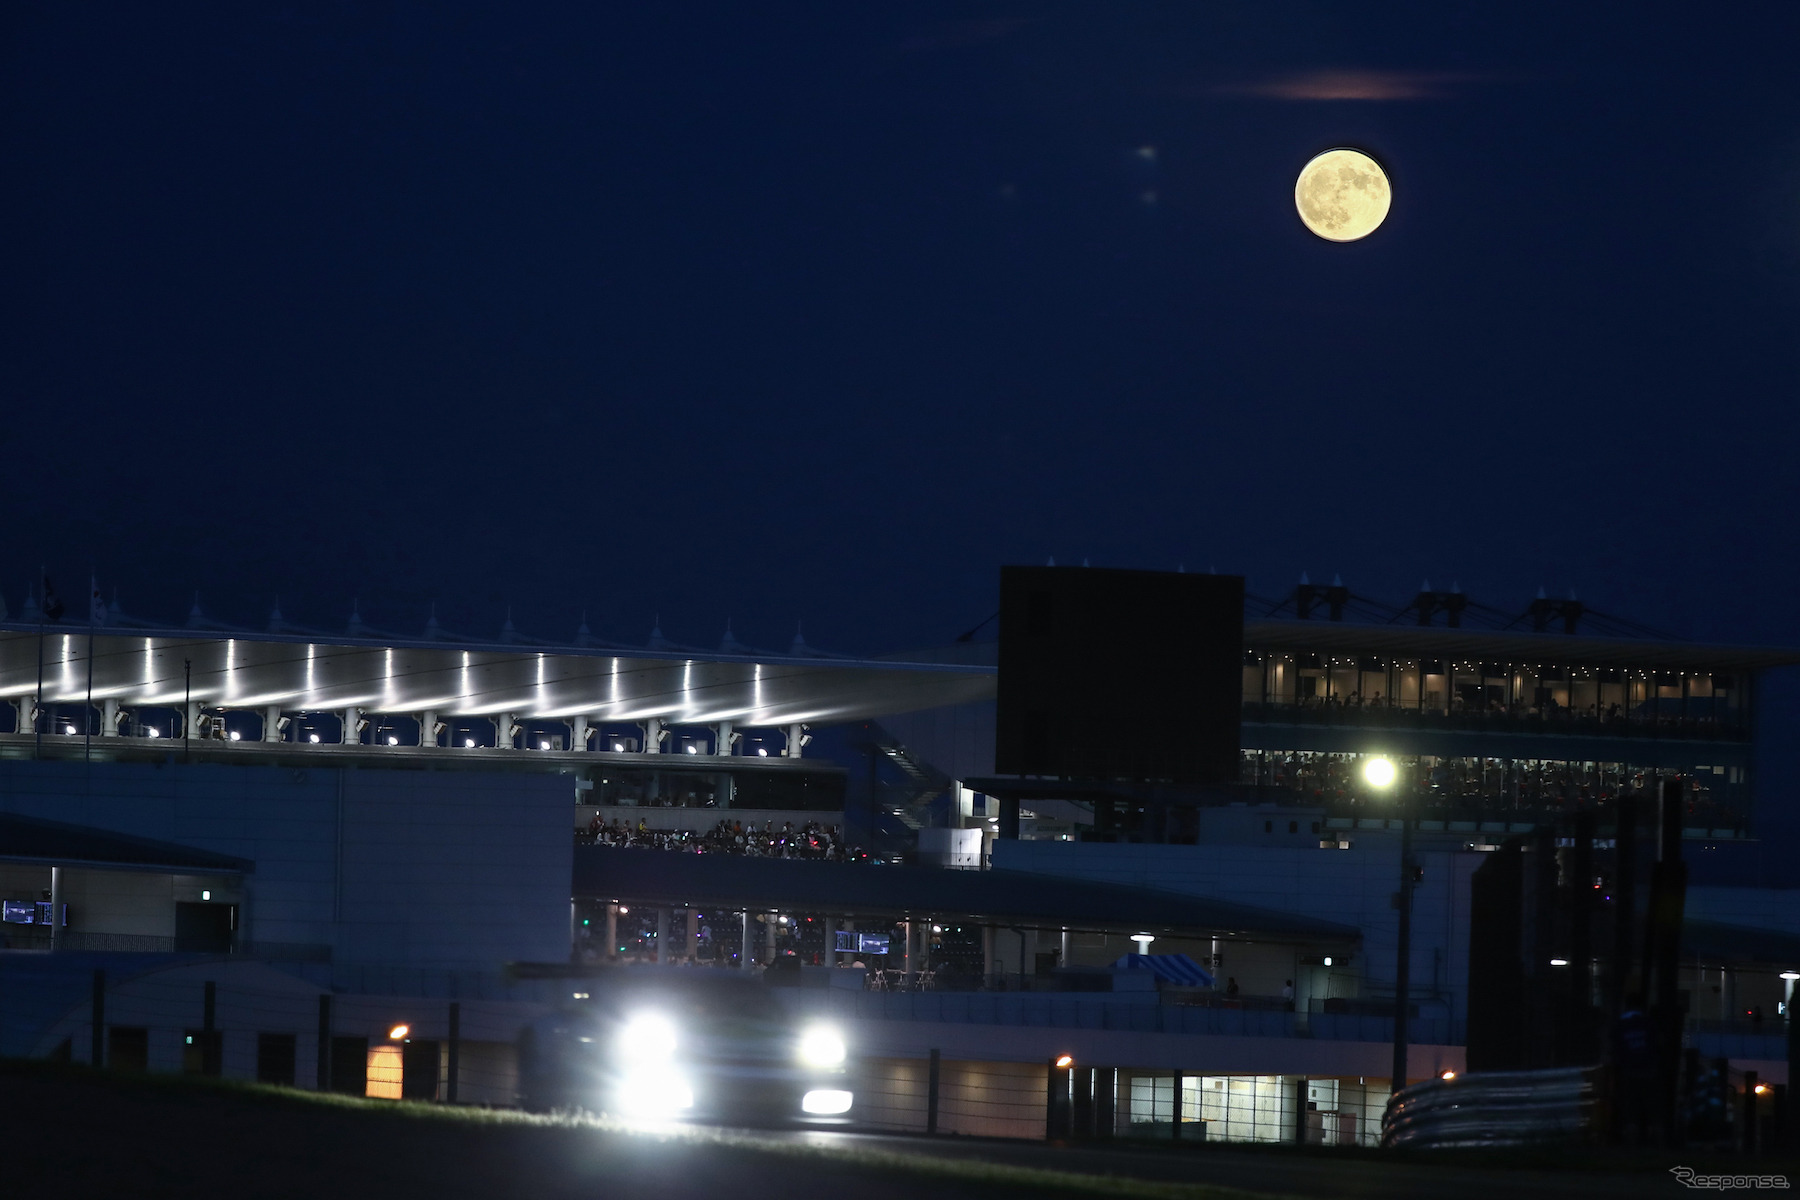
1363,755,1414,1094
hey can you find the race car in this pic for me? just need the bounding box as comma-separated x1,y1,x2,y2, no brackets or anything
516,967,854,1124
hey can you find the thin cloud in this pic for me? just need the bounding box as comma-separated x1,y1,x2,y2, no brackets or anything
1209,69,1493,101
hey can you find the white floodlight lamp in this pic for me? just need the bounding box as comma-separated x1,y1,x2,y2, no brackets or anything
1362,756,1397,789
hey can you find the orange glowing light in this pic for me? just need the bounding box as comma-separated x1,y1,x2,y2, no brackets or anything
1055,1055,1074,1069
388,1024,410,1040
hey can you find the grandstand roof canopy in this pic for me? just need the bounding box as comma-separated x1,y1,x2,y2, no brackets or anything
0,625,994,726
3,613,1794,730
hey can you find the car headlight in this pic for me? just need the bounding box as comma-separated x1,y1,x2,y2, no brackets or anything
618,1013,679,1064
798,1025,846,1068
616,1068,694,1118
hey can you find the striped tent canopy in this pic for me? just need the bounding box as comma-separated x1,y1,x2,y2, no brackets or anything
1110,952,1214,988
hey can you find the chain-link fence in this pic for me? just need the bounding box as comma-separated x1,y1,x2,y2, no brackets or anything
22,962,527,1107
854,1053,1049,1140
15,960,1404,1145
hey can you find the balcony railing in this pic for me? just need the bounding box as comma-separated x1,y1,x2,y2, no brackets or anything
1242,701,1749,741
781,986,1458,1046
0,930,176,954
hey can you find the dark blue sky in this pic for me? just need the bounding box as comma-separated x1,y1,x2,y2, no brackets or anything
5,3,1798,656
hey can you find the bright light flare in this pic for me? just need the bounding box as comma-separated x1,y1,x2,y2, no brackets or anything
798,1026,847,1068
1054,1055,1074,1069
802,1089,853,1115
1440,1070,1457,1081
388,1024,409,1040
619,1013,678,1064
1362,757,1397,788
615,1069,694,1119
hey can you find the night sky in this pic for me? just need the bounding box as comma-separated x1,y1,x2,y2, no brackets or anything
5,7,1798,655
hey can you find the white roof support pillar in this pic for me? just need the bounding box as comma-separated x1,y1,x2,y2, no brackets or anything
711,720,736,757
571,714,591,751
640,717,666,754
420,709,439,748
263,705,283,742
784,722,808,758
102,697,120,737
497,711,518,750
341,706,363,746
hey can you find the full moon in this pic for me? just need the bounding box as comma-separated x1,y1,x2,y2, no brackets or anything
1294,148,1391,242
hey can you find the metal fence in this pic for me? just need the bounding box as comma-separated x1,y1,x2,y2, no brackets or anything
1381,1066,1598,1149
16,964,1403,1147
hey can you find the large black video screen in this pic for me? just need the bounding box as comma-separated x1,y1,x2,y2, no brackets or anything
994,566,1243,784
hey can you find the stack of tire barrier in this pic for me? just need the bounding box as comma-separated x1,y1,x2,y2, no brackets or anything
1381,1067,1599,1149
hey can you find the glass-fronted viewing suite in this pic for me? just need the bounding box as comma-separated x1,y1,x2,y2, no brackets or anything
1234,750,1748,834
1241,651,1748,739
1224,636,1763,834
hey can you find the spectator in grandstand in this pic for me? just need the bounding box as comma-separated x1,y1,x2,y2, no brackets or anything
577,814,865,860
